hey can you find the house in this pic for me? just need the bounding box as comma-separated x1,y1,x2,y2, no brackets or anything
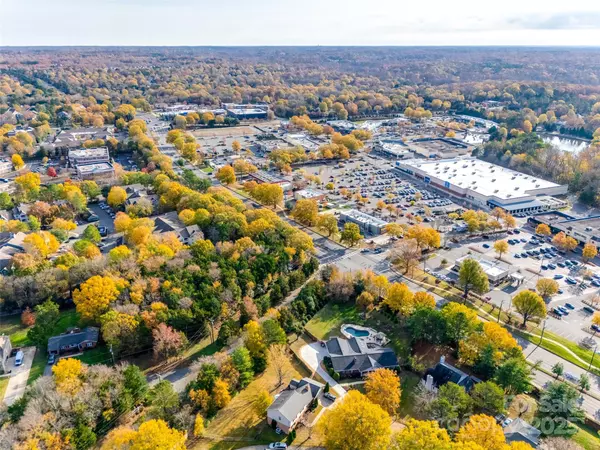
0,232,27,271
125,189,159,208
325,336,399,378
0,335,12,374
47,327,99,355
267,378,324,434
154,211,203,245
423,356,480,392
503,418,541,448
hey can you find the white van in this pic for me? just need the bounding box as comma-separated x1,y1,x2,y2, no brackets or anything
14,350,24,366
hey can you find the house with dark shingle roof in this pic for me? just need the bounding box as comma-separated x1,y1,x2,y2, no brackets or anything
326,336,399,378
154,211,203,245
47,327,99,355
503,418,541,448
267,378,324,434
423,356,480,392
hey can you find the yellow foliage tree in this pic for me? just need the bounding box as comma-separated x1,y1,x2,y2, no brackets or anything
52,358,84,395
318,390,391,450
365,368,402,415
101,419,186,450
107,186,127,208
12,153,25,170
384,282,414,316
456,414,507,450
23,231,60,258
73,275,121,322
212,378,231,409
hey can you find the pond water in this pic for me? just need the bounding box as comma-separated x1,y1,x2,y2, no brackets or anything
542,135,590,153
345,327,370,337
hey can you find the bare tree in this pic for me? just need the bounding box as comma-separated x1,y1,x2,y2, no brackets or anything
267,344,289,387
389,238,421,274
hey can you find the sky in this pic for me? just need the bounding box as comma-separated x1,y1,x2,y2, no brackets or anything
2,0,600,46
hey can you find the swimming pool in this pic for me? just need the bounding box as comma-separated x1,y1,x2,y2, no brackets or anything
344,326,370,337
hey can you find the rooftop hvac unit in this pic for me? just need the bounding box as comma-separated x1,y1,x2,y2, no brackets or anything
511,176,516,180
515,187,519,190
536,184,540,188
494,190,499,193
472,172,476,175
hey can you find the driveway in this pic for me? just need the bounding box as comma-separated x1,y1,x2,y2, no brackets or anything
3,346,36,406
299,342,346,398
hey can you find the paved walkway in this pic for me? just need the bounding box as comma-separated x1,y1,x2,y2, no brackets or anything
299,342,347,398
3,346,36,406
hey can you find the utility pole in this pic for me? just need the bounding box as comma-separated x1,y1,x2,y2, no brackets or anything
497,299,504,323
109,344,116,365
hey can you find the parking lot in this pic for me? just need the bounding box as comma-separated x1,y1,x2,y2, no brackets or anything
299,154,463,227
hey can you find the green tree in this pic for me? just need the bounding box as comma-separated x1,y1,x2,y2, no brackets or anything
82,225,102,243
231,347,254,389
427,382,472,425
538,381,584,436
457,258,489,298
494,357,531,395
340,222,363,247
27,300,60,347
552,362,564,379
123,364,148,404
471,381,505,416
261,319,287,346
0,192,14,210
513,290,546,327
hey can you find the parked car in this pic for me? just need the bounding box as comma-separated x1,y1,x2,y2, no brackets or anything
47,353,56,365
268,443,287,449
324,393,337,402
553,274,563,280
565,303,575,310
15,350,24,366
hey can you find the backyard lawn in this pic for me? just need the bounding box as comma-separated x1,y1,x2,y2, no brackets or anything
194,354,313,450
304,302,364,340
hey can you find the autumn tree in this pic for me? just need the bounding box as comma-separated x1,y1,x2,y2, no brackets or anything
318,390,392,450
291,199,318,226
357,291,375,313
457,258,489,298
251,183,283,209
152,323,187,361
15,172,41,201
536,223,551,236
107,186,127,209
73,275,121,322
101,419,186,450
52,358,84,395
212,378,231,409
583,243,598,263
456,414,507,450
384,282,414,317
390,419,452,450
390,239,421,274
441,302,480,344
316,214,339,237
254,390,273,416
365,368,402,415
232,140,241,153
340,222,363,247
384,223,405,238
405,225,440,252
513,290,546,327
536,278,559,299
552,231,578,252
12,153,24,170
493,240,509,259
216,165,236,185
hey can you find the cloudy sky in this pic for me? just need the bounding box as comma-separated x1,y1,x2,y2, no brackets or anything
2,0,600,46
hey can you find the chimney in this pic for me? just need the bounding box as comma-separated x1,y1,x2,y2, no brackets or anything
440,355,445,364
425,374,434,391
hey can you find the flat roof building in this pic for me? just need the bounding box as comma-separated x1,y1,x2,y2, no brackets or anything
68,146,110,167
224,103,268,120
339,209,387,236
373,139,413,159
453,255,509,284
408,137,473,159
528,212,600,247
76,162,115,180
396,157,568,214
294,189,326,201
285,133,321,152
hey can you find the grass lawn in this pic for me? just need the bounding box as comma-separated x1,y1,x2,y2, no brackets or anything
194,355,312,450
304,303,364,340
398,371,422,417
27,349,47,386
74,346,114,365
572,423,600,450
0,314,31,347
0,376,9,399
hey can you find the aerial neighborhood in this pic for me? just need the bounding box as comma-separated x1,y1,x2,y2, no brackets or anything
0,46,599,450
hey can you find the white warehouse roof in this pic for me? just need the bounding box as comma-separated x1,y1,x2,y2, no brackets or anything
399,157,566,201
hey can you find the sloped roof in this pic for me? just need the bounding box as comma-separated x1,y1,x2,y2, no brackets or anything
504,418,541,447
425,361,478,391
47,327,99,353
267,378,324,427
326,337,399,374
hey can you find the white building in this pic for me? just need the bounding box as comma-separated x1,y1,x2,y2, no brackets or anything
294,189,326,201
76,162,115,180
340,209,387,236
68,147,110,167
373,139,413,159
453,255,509,284
0,159,13,175
396,157,568,214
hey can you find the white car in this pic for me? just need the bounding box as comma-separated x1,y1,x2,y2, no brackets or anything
267,444,287,449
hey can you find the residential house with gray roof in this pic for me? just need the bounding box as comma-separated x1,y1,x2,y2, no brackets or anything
267,378,323,434
47,327,99,355
325,336,399,378
503,418,541,448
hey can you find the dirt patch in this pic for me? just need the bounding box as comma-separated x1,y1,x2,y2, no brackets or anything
191,126,257,137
